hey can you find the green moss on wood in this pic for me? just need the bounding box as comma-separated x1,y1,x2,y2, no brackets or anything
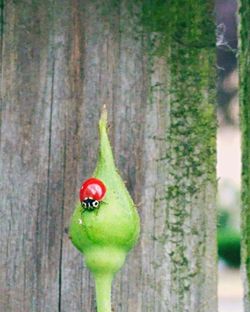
239,0,250,307
138,0,217,196
138,0,217,190
139,1,216,309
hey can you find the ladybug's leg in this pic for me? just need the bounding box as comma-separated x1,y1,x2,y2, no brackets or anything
81,201,87,214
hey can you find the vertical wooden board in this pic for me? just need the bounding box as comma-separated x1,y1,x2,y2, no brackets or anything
60,1,96,311
0,1,51,311
0,1,218,312
40,1,70,311
110,3,147,311
60,1,129,311
60,1,147,311
139,57,170,312
0,0,63,311
60,0,119,310
61,1,217,312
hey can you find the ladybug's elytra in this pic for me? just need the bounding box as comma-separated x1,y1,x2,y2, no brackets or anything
79,178,106,211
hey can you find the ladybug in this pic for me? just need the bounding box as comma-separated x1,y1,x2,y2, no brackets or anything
79,177,106,211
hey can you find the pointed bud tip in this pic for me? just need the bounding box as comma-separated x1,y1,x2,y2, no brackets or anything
100,104,108,125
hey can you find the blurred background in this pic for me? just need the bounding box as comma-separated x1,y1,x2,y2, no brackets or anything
216,1,242,311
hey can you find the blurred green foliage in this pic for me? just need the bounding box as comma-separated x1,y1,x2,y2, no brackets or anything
217,209,241,267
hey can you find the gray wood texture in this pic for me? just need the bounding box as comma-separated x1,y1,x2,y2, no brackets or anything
0,1,217,311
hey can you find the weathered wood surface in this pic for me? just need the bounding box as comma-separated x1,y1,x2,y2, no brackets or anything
0,1,217,312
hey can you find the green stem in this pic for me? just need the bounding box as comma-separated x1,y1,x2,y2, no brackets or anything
94,273,113,312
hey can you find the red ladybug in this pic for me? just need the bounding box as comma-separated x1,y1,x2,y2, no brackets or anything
79,177,106,211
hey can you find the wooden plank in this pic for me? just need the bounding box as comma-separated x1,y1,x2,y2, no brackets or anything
60,1,96,311
0,1,217,312
0,1,63,310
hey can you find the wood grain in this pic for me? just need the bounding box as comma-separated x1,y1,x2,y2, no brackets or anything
0,1,217,311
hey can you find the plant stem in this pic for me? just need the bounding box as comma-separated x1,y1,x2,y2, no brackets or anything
94,273,113,312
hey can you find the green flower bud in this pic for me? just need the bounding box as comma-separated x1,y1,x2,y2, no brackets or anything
69,106,140,312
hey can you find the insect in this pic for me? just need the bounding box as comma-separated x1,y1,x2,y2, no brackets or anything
79,177,106,211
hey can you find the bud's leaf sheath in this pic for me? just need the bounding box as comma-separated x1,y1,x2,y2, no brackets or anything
69,106,140,312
